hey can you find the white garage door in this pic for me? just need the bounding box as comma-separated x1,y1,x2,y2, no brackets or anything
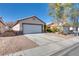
23,24,42,34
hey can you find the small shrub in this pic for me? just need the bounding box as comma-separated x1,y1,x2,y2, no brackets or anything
47,27,59,33
47,28,52,32
51,27,59,33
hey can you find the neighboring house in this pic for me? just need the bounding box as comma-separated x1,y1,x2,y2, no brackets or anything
48,23,58,29
0,20,6,33
6,22,15,30
48,22,74,34
12,16,46,34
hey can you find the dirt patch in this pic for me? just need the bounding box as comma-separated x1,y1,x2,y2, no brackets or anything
0,35,38,55
0,30,16,37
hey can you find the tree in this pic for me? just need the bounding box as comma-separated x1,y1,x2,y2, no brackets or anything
70,4,79,31
49,3,72,25
49,3,61,24
49,3,72,32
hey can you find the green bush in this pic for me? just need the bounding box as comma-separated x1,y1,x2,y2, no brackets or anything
47,28,52,32
51,27,59,33
47,28,59,33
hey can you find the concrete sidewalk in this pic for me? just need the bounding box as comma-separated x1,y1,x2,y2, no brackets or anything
51,37,79,56
52,43,79,56
7,43,65,56
7,39,78,56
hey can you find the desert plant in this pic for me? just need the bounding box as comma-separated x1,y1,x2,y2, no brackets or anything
47,28,52,32
47,27,59,33
51,27,59,33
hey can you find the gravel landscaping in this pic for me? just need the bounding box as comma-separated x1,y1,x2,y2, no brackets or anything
0,35,38,55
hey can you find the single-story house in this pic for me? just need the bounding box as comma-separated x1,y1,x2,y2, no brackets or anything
0,19,6,33
6,22,15,30
12,16,46,34
48,23,58,29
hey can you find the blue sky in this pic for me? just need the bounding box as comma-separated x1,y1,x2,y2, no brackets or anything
0,3,52,24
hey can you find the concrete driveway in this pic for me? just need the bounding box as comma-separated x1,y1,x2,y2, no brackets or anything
7,33,79,56
24,33,65,46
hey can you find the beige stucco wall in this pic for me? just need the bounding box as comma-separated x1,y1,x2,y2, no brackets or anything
20,18,45,24
12,23,20,31
12,17,45,32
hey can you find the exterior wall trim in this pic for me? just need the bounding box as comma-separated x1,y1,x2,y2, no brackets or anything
12,16,46,27
0,20,6,26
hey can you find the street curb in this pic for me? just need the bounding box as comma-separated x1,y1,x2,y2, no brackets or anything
55,43,79,56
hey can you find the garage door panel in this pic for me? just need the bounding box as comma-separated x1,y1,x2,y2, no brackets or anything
23,24,42,34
